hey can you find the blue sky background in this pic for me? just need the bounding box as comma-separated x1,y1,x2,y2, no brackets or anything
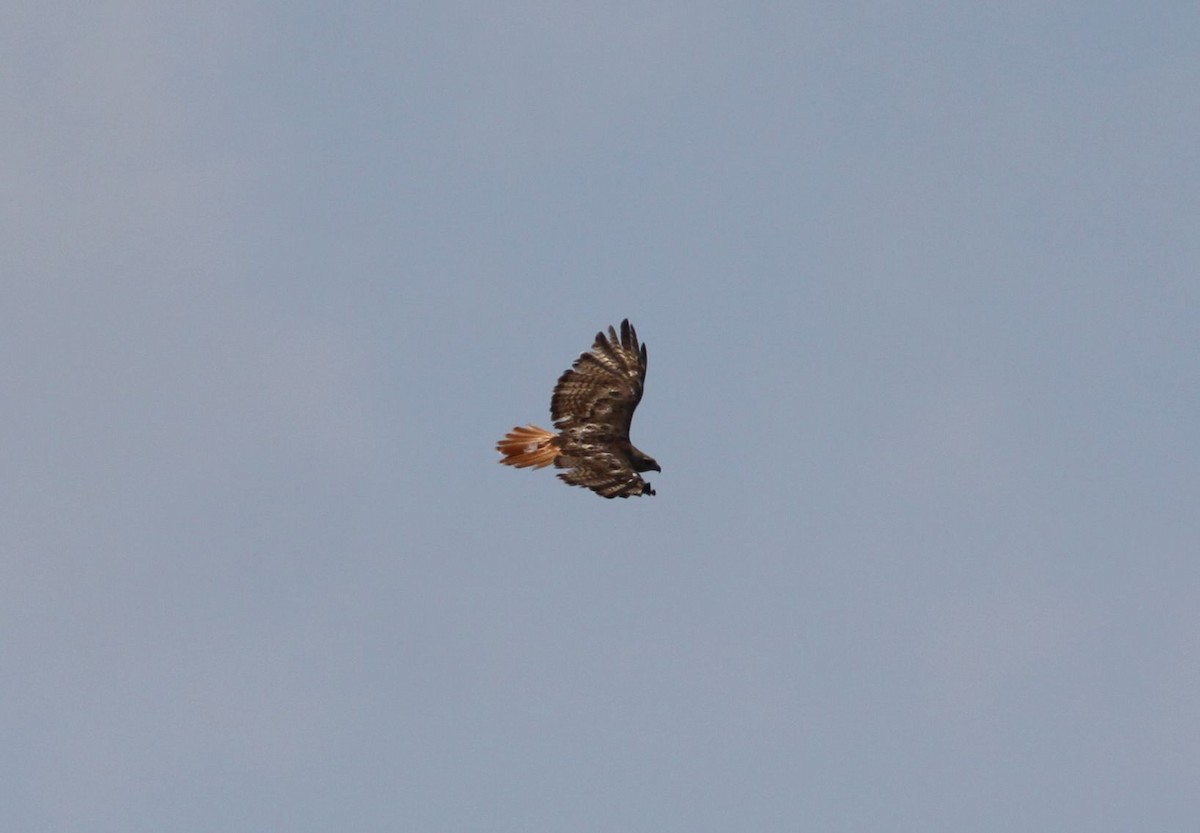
4,3,1199,830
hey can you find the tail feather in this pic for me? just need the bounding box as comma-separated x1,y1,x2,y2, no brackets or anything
496,425,560,469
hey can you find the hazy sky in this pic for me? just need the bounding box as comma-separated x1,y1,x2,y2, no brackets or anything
4,3,1198,831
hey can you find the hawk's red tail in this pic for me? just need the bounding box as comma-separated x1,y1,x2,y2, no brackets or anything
496,425,560,469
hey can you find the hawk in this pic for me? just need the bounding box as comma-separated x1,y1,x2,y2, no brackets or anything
496,319,660,498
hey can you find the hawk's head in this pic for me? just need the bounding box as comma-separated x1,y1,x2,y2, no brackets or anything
630,450,661,473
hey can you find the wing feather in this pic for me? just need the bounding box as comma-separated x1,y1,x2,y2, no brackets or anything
555,446,655,498
550,319,647,435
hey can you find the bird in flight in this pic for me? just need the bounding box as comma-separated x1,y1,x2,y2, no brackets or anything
496,319,660,498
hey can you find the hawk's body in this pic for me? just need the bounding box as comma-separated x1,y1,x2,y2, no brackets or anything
496,320,660,498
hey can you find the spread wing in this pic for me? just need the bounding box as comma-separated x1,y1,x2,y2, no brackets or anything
549,320,652,498
553,447,654,498
551,319,647,434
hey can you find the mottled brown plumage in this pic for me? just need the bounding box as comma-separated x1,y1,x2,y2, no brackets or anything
496,320,660,498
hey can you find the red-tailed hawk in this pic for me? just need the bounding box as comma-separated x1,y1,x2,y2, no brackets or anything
496,319,660,498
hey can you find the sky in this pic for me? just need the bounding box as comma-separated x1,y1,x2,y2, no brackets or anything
3,2,1199,830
